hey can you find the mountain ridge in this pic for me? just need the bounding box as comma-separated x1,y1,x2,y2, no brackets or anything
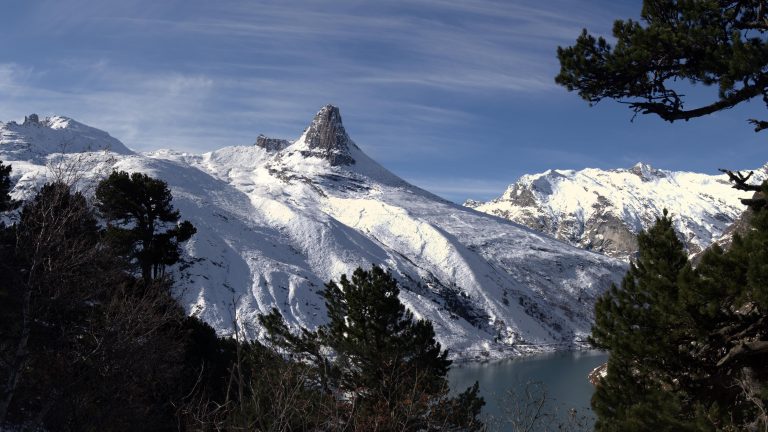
0,105,626,360
0,114,133,161
465,162,767,260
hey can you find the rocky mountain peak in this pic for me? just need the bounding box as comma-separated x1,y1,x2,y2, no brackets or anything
629,162,665,180
23,114,40,125
255,134,290,152
300,104,355,166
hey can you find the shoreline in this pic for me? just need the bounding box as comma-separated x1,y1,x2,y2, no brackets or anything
450,344,606,366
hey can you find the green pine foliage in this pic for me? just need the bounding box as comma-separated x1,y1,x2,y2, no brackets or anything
0,161,17,212
259,266,485,431
556,0,768,130
323,267,451,404
95,170,196,282
590,211,699,430
590,209,768,430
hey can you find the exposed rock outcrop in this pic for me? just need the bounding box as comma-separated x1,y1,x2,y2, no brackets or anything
24,114,40,125
299,105,356,166
255,134,290,152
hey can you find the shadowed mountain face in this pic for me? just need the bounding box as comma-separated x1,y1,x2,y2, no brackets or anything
466,163,766,261
0,105,626,360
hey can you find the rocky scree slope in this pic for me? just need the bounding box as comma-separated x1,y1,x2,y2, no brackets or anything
0,107,626,360
466,163,767,260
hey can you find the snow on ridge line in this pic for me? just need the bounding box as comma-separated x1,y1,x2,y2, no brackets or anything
0,114,133,159
467,162,768,260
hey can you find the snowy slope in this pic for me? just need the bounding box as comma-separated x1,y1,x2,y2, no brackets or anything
466,163,766,260
0,106,626,360
0,114,132,162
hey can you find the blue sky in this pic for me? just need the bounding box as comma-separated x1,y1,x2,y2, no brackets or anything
1,0,765,202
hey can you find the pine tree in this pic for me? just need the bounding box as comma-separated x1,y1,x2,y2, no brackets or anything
556,1,768,209
0,161,18,212
259,267,485,431
678,208,768,429
589,211,768,429
590,211,699,431
324,267,450,404
0,182,216,431
0,161,17,388
95,170,196,282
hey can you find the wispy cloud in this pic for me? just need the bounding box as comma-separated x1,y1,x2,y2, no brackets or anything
0,63,38,95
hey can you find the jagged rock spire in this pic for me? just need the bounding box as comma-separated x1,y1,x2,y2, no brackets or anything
24,114,40,125
301,105,355,166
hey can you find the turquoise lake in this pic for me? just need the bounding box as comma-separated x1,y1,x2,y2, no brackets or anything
448,350,608,430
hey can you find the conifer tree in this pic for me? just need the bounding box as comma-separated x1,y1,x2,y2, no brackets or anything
0,182,217,431
260,267,485,431
589,212,768,430
0,161,17,212
0,161,16,365
590,211,699,431
556,1,768,209
323,267,451,405
95,170,196,281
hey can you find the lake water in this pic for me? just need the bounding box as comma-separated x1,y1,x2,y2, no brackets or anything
448,350,608,431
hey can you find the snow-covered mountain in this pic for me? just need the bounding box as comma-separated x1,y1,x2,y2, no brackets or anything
465,163,766,260
0,106,626,360
0,114,132,161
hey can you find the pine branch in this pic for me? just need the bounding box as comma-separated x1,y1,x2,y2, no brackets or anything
749,119,768,132
629,75,768,126
716,340,768,367
719,169,766,209
719,169,763,192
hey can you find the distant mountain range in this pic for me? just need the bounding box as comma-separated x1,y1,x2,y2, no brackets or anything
0,106,626,360
465,163,766,260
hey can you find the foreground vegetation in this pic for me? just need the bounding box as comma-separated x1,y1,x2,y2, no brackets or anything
591,210,768,430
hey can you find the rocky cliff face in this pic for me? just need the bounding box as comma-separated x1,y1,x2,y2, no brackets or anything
298,105,356,166
690,189,765,264
466,163,767,260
